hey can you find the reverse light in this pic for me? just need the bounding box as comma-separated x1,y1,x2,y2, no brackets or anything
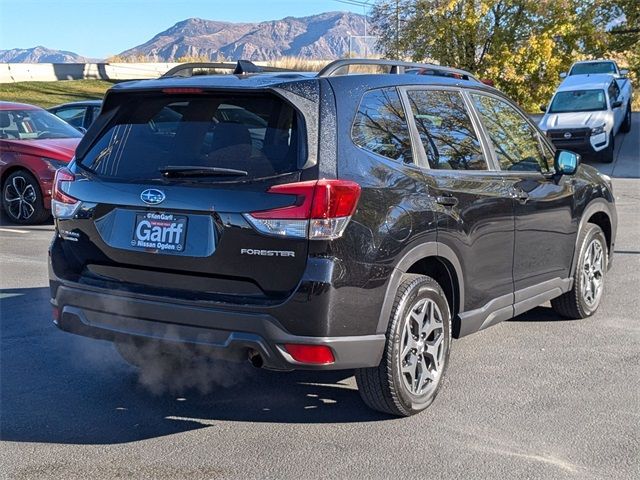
283,344,335,365
245,179,361,240
51,167,80,219
590,124,606,136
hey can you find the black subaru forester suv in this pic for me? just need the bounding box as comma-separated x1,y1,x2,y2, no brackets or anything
49,59,617,416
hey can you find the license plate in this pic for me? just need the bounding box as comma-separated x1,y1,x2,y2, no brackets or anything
131,212,187,253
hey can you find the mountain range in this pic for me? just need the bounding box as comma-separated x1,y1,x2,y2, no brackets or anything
0,46,90,63
0,12,373,63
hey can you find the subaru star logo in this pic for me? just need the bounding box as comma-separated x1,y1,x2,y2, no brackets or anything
563,131,572,139
140,189,165,205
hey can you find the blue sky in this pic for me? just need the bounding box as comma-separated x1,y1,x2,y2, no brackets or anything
0,0,366,58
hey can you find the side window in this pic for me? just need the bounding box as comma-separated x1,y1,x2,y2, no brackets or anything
406,89,487,170
470,94,551,173
352,88,413,164
608,82,620,104
53,107,86,129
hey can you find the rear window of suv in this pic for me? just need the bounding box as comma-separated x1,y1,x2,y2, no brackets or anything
79,93,301,181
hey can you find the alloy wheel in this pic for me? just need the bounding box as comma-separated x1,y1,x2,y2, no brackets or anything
399,298,445,395
581,238,605,308
3,176,37,221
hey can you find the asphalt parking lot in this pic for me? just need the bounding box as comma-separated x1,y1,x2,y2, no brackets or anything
0,116,638,479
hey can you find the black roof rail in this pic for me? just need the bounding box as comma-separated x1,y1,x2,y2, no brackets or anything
161,60,294,78
317,58,479,82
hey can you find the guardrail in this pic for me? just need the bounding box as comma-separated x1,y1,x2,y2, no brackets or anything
0,63,182,83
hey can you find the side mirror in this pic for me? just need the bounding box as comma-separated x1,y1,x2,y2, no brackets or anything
559,72,567,79
612,100,623,109
539,104,547,112
554,150,580,175
620,69,629,77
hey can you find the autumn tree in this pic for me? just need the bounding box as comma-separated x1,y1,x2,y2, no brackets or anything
371,1,622,111
608,0,640,107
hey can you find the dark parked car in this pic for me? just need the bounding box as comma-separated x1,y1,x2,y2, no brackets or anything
0,101,82,224
49,59,617,416
48,100,102,132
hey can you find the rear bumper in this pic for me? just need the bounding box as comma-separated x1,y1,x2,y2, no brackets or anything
51,283,385,371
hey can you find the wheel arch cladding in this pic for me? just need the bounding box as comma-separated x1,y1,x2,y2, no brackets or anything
406,256,460,321
587,211,612,252
376,242,464,336
572,199,616,276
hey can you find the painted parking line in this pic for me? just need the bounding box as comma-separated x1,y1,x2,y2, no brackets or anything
0,228,30,234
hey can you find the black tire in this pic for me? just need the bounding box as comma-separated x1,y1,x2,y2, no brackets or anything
620,105,632,134
2,170,49,224
355,274,452,417
551,223,607,319
598,134,614,163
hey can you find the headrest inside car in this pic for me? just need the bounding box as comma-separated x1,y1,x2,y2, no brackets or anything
0,112,11,128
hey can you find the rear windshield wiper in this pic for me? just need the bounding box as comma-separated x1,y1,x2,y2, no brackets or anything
158,166,248,177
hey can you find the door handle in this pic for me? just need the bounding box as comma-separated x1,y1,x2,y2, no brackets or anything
511,188,529,203
436,195,458,207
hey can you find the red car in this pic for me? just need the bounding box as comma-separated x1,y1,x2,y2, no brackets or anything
0,101,82,224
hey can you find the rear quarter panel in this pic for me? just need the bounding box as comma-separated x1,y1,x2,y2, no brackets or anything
324,77,438,335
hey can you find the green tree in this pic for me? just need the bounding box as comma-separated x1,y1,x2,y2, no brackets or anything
371,1,620,111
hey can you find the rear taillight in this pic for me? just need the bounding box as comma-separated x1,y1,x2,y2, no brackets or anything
245,179,361,240
52,167,80,219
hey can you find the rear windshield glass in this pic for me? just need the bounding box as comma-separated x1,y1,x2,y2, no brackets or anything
570,62,616,75
80,93,301,181
549,90,607,113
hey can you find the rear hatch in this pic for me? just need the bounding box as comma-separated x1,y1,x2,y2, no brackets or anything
55,88,317,302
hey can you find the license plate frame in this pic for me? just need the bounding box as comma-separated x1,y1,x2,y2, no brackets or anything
130,212,188,254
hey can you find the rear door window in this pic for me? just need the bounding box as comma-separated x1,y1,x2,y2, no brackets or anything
80,93,301,181
406,89,487,170
351,88,413,164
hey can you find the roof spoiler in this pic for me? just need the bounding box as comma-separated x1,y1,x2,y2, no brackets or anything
161,60,294,78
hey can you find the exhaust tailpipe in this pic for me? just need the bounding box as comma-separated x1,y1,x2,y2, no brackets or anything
248,350,263,368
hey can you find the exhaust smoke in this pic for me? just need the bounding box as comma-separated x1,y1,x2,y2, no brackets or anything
119,337,256,396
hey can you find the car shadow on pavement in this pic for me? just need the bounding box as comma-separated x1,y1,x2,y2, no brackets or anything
0,287,389,446
0,210,54,228
508,305,580,323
